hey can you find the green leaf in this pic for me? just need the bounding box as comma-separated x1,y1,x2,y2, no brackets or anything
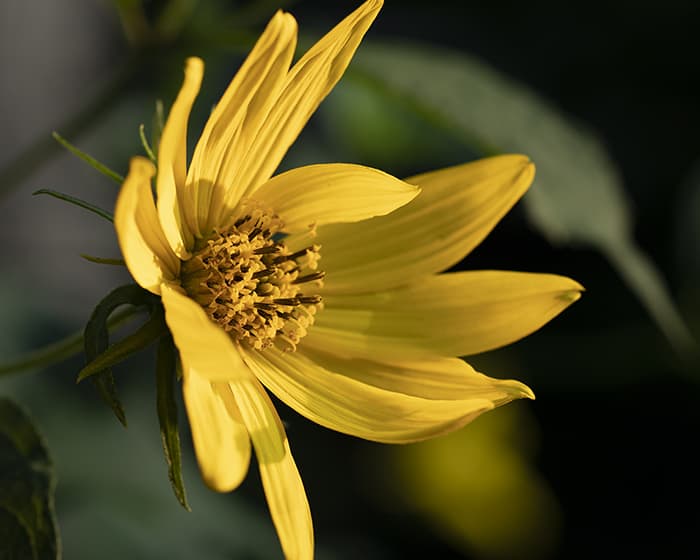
155,336,190,511
0,398,60,560
83,284,157,426
78,308,166,383
349,41,695,355
52,131,124,184
33,189,114,223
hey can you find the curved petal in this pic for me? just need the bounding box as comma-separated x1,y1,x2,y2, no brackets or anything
303,271,583,360
114,157,179,294
230,376,313,560
243,346,520,444
186,12,298,236
160,283,248,381
157,57,203,257
314,155,534,293
219,0,384,225
182,369,251,492
254,163,419,232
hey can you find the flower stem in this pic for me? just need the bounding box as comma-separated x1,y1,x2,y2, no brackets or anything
0,306,141,377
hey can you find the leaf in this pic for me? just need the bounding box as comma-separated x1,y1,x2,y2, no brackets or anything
78,308,166,383
349,41,695,355
0,398,60,560
33,189,114,223
83,284,157,426
52,131,124,184
155,336,190,510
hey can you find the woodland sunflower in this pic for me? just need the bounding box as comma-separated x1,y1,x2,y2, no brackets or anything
114,0,582,558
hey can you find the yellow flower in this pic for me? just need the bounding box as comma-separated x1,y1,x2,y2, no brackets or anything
114,0,582,558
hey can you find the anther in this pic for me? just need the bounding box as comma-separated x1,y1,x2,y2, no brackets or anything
293,271,325,284
274,297,300,306
254,246,280,255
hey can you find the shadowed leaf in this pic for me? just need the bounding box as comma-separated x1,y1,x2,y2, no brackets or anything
0,398,60,560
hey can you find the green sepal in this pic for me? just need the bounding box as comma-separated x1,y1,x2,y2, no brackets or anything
52,131,124,184
139,123,157,162
151,99,165,159
79,305,166,383
83,284,157,426
0,398,61,560
156,336,190,511
33,189,114,223
80,254,126,266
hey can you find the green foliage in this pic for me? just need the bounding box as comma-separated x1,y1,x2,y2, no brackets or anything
83,285,159,426
349,41,695,355
51,132,124,184
156,336,190,510
0,399,60,560
32,189,114,223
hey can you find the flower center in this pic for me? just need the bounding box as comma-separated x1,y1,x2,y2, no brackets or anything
181,203,323,351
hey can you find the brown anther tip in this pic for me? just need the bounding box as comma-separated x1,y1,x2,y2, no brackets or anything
293,271,325,284
274,297,300,306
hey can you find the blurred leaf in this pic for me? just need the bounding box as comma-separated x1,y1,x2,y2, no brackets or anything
350,41,694,355
52,132,124,184
155,0,199,41
156,336,190,510
389,405,559,560
32,189,114,223
0,398,60,560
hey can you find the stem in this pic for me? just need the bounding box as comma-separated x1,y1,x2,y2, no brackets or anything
0,306,142,377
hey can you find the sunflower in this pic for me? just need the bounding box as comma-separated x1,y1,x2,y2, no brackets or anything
114,0,582,557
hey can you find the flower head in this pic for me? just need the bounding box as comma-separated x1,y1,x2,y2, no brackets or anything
114,0,582,557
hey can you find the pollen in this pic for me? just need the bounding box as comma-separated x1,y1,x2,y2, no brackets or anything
181,202,323,351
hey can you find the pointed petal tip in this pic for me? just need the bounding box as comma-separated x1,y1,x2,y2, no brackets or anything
494,377,535,402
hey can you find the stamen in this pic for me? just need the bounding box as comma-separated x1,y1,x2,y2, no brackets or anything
293,271,325,284
181,200,323,351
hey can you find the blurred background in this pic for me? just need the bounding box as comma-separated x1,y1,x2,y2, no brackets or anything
1,0,699,558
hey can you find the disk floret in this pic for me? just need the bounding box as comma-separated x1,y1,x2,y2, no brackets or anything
181,202,323,351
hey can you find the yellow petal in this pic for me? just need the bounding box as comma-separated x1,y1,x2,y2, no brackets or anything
304,271,583,360
182,369,251,492
160,283,248,381
253,163,419,232
186,12,298,236
230,375,313,560
219,0,383,224
243,346,514,444
114,157,179,294
157,57,203,257
315,155,534,293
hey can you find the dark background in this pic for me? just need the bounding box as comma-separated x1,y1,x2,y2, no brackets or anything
1,0,699,558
